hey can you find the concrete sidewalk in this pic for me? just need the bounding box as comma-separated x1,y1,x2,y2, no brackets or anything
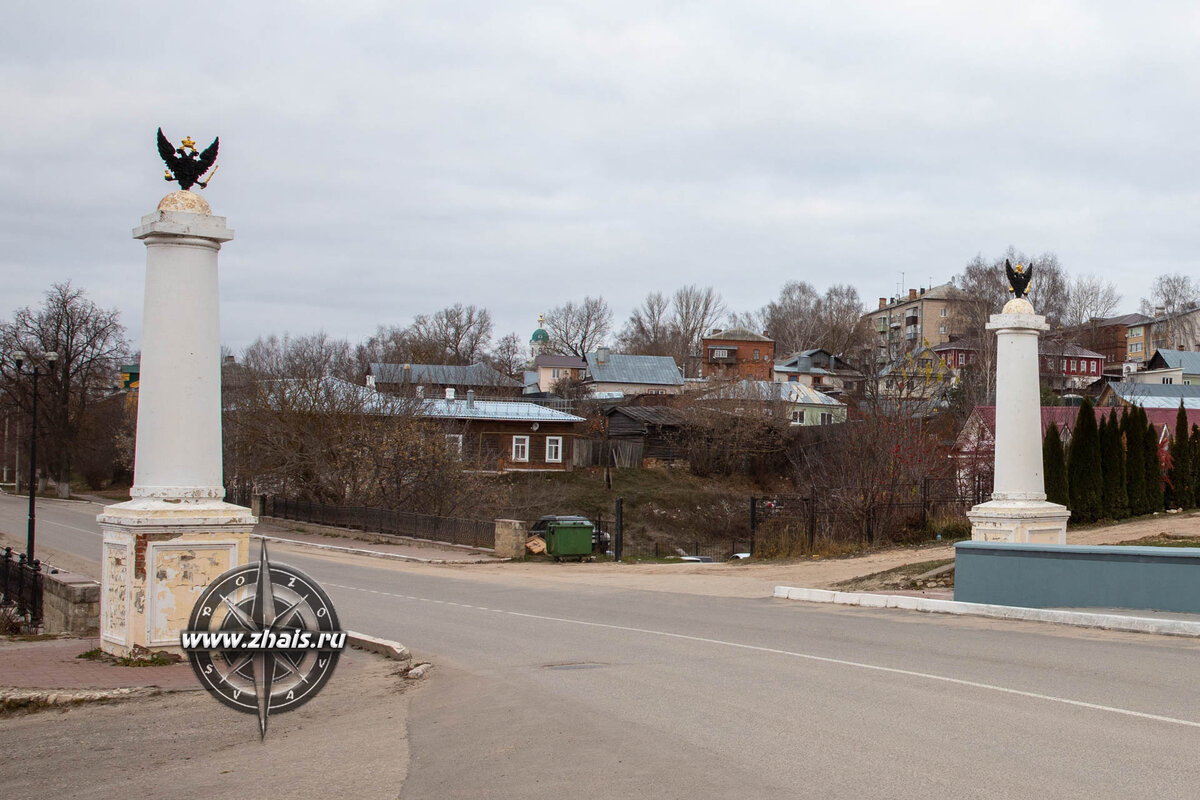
255,518,500,563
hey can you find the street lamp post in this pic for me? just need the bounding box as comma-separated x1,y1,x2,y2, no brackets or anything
13,350,57,562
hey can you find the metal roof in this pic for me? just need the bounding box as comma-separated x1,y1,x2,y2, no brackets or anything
1148,349,1200,375
703,327,773,342
704,380,844,406
533,354,587,369
420,398,584,422
369,362,522,388
1039,342,1103,359
606,406,689,426
585,352,684,386
1107,382,1200,409
1099,312,1153,328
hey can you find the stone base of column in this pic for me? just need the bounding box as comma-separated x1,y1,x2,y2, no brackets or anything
967,500,1069,545
97,499,255,658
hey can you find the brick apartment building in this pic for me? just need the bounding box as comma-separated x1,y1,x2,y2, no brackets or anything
700,327,775,380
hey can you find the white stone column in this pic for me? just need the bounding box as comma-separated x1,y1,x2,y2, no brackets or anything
967,299,1070,544
97,191,255,657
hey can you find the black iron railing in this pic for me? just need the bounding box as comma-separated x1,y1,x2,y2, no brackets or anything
255,495,495,550
0,547,43,628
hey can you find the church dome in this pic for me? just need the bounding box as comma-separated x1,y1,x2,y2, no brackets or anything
530,328,549,344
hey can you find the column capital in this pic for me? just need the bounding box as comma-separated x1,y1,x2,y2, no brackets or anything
986,312,1049,333
133,210,234,243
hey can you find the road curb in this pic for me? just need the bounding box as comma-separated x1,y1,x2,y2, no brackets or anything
0,686,162,712
773,585,1200,637
346,630,412,664
252,533,507,565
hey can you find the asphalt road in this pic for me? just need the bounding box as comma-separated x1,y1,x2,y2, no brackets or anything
5,493,1200,799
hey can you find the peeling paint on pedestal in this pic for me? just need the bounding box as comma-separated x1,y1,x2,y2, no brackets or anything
148,542,237,645
101,541,131,646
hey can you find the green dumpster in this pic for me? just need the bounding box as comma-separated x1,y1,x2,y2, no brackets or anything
545,520,594,561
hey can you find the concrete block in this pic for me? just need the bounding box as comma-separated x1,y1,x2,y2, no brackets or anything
493,519,527,560
346,630,412,663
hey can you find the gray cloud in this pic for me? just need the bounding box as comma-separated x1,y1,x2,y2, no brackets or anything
4,1,1199,353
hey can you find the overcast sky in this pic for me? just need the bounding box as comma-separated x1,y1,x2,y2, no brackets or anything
4,2,1199,355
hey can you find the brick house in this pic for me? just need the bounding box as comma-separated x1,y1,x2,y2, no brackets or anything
700,328,775,380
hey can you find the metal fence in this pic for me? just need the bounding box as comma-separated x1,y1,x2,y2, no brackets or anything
0,547,43,627
258,495,496,550
750,474,991,555
617,537,751,562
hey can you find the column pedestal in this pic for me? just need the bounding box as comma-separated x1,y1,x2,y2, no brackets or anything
99,192,255,658
967,300,1069,544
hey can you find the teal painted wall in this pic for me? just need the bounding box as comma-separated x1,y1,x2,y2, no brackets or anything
955,542,1200,613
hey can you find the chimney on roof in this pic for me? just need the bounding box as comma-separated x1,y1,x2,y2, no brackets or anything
1155,306,1166,317
466,389,474,408
445,387,455,400
920,287,926,295
710,328,722,336
762,330,770,338
909,288,918,300
403,363,411,382
596,347,609,364
879,297,887,309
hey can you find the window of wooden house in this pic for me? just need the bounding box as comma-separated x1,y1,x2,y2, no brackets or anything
820,412,833,425
445,434,462,457
792,409,805,423
512,435,529,462
545,436,563,463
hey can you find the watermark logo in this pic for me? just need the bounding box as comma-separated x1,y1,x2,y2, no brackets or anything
182,542,344,738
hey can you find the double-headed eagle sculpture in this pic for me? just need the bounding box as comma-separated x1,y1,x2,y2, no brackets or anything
1005,258,1033,299
157,128,219,191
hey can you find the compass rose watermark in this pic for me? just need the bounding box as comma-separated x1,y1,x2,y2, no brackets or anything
181,542,345,738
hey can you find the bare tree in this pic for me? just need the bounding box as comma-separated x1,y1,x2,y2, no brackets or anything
543,296,612,358
619,292,674,356
1063,274,1121,352
757,281,821,355
225,334,478,514
487,332,525,378
0,282,129,497
620,285,725,363
813,284,869,356
672,285,726,358
1139,273,1200,351
737,282,867,358
416,304,493,365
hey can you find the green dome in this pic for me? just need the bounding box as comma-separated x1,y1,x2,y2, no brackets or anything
530,328,549,344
